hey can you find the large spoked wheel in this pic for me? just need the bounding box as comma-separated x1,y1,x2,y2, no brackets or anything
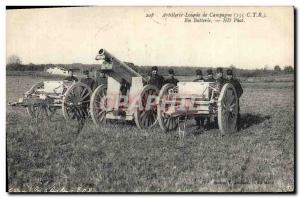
26,82,56,122
157,83,179,132
62,82,92,121
90,85,107,128
218,83,238,135
134,85,159,130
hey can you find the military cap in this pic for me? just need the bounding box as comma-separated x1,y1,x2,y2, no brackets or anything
227,69,233,75
83,70,89,75
168,69,175,75
206,69,213,75
152,66,158,71
196,69,202,75
216,67,223,73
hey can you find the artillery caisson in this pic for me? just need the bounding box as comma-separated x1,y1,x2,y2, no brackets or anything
9,80,92,122
157,81,238,135
90,49,159,129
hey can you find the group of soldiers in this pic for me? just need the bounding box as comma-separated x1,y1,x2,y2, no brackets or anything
147,66,243,132
64,66,243,132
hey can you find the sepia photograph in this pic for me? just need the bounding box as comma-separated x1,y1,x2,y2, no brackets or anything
6,6,294,192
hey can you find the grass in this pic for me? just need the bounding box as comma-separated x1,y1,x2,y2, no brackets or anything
6,75,294,192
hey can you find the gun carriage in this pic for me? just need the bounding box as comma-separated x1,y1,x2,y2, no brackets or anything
157,81,238,135
9,80,92,122
91,49,159,129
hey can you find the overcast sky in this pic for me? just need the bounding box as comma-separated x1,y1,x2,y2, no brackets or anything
6,6,294,69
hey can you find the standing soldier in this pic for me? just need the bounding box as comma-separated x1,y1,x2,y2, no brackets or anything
164,69,179,85
201,68,215,129
95,70,107,87
80,70,96,91
215,67,226,92
120,78,131,96
148,66,165,89
205,69,215,82
193,69,205,131
193,69,204,82
226,69,243,126
212,67,227,128
64,69,78,82
80,70,96,119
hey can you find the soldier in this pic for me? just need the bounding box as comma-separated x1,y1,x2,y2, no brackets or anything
199,68,215,130
226,69,243,98
193,69,205,131
212,67,227,128
193,69,204,82
205,69,215,82
95,70,107,87
215,67,227,92
120,78,131,96
226,69,243,126
64,69,78,82
164,69,179,85
80,70,96,91
148,66,165,89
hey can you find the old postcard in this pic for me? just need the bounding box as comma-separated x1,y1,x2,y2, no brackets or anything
6,6,294,193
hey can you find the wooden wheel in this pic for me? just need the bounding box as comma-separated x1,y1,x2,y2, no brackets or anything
62,82,92,121
157,83,178,132
134,85,159,129
217,83,238,134
25,82,56,122
90,85,107,127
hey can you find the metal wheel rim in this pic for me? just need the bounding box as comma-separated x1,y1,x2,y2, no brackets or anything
62,82,92,121
157,83,179,132
90,85,107,127
134,85,159,130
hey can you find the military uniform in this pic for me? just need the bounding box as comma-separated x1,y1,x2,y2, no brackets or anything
96,76,107,87
226,69,243,128
204,69,215,82
120,79,131,95
193,69,204,82
148,66,165,89
79,71,96,119
81,77,96,91
64,75,78,82
227,79,243,98
193,69,206,130
215,67,226,92
164,69,179,85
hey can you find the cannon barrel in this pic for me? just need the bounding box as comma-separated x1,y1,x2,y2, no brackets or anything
95,49,146,84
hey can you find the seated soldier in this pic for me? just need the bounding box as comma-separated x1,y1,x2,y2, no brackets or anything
164,69,179,85
148,66,165,89
64,69,78,82
193,69,204,82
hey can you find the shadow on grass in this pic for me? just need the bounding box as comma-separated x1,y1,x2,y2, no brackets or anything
239,113,271,130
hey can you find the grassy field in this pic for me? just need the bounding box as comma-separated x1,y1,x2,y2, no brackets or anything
6,74,294,192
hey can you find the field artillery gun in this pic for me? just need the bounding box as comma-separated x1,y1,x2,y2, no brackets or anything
9,80,92,122
91,49,159,129
157,81,238,135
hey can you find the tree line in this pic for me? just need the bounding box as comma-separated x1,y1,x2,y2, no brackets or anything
6,55,294,77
